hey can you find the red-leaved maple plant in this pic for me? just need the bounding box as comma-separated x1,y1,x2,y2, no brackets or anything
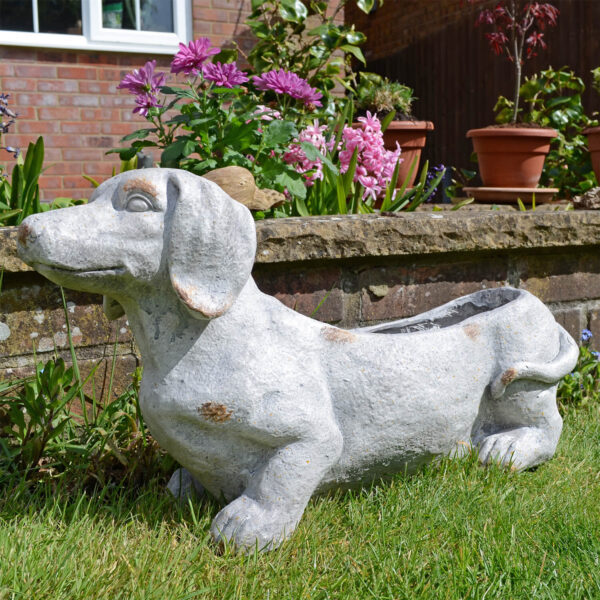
469,1,559,123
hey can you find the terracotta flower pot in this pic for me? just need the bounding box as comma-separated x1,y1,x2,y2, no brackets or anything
584,126,600,183
383,121,434,188
467,127,557,188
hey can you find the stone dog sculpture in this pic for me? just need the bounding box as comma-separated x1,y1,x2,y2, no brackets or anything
17,169,578,551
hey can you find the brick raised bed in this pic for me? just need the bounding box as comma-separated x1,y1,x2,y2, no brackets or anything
2,210,600,398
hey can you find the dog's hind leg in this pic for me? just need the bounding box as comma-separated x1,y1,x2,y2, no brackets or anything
474,325,577,470
475,385,563,470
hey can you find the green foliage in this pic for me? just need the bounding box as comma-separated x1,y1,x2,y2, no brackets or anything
111,83,309,199
0,361,170,488
0,294,170,489
557,344,600,414
354,72,415,118
445,166,477,200
244,1,375,104
259,157,445,218
592,67,600,96
494,67,599,197
0,137,85,226
254,106,445,218
0,359,80,474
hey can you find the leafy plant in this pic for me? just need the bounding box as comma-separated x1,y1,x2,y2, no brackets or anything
557,329,600,414
469,0,559,123
0,136,86,226
243,0,378,104
495,67,599,197
354,72,415,119
0,358,83,475
445,166,478,200
112,49,323,203
592,67,600,95
0,358,170,487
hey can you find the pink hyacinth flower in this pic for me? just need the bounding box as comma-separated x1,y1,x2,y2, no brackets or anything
202,61,249,88
171,38,220,76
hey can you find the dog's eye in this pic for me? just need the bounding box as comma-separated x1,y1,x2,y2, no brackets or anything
126,195,152,212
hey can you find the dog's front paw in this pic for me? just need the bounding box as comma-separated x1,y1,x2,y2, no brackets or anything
210,495,300,552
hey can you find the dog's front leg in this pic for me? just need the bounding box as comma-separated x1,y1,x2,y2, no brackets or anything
210,423,343,552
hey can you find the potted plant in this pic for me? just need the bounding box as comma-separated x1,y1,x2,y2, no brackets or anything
354,73,434,188
584,67,600,184
467,0,559,189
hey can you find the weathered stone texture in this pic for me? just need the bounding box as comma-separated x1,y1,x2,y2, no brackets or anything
587,309,600,349
254,211,600,264
0,278,131,356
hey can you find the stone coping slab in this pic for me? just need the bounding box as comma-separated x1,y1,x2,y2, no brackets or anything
2,211,600,273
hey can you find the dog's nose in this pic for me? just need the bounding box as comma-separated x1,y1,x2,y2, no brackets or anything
17,221,38,248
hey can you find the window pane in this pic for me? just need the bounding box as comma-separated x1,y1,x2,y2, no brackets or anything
141,0,173,32
39,0,82,35
102,0,135,29
0,0,33,31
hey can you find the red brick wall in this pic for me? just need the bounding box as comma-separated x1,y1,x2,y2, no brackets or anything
0,0,255,201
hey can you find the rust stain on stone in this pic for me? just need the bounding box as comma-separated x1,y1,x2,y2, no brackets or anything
463,323,481,340
172,279,226,318
501,367,518,386
321,326,357,343
199,402,233,423
17,223,31,247
123,178,158,197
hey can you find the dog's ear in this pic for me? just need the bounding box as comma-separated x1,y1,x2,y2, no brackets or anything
167,170,257,319
103,295,125,320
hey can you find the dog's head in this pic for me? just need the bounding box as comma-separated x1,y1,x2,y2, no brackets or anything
17,168,257,320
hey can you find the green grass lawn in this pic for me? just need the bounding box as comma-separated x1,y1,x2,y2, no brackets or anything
0,406,599,600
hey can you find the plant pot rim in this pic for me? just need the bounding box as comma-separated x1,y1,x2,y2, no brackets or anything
584,126,600,135
385,120,434,131
467,126,558,139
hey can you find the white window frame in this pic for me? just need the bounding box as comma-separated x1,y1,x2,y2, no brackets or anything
0,0,192,55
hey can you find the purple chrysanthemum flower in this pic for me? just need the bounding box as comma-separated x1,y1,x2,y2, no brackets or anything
118,60,167,96
171,38,220,76
133,94,161,117
253,69,323,107
202,61,248,88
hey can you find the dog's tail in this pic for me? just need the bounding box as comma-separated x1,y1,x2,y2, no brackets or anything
490,324,579,400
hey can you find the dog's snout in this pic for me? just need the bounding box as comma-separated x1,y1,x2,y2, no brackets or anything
17,222,37,248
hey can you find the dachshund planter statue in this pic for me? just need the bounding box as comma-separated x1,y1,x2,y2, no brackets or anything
17,169,578,551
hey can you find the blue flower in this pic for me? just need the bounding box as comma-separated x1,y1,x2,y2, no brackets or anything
581,328,593,342
592,351,600,360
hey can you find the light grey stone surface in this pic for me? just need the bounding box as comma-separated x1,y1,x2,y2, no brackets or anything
17,169,579,552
